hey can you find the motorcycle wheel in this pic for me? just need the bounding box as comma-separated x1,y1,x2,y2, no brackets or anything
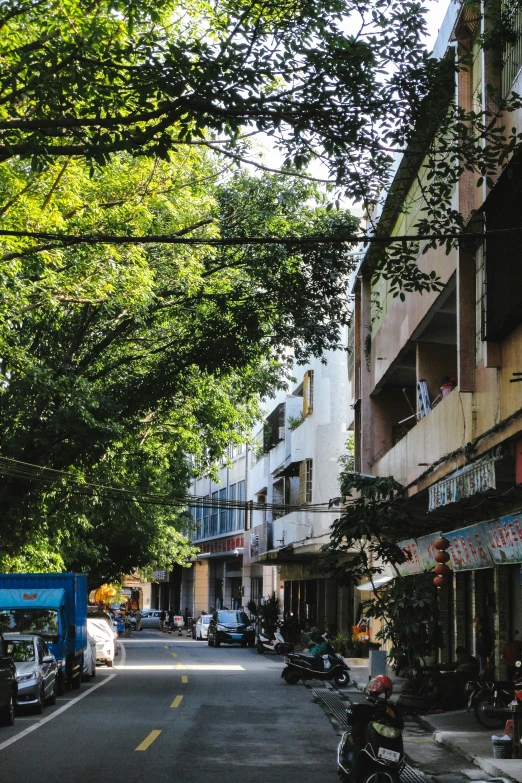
474,691,510,729
334,671,350,687
256,642,264,654
363,772,399,783
283,670,300,685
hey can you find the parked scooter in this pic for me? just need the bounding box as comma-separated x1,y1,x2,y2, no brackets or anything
281,633,350,686
257,628,294,655
338,675,404,783
467,660,522,730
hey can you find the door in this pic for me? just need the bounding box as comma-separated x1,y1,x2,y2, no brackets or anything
38,640,53,699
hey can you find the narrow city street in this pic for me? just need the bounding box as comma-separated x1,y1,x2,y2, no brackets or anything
0,631,339,783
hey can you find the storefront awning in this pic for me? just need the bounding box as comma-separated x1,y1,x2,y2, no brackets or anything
356,575,394,591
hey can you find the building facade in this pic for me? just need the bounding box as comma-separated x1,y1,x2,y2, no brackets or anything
351,0,522,674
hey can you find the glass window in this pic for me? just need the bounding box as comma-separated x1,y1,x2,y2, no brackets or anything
211,491,218,536
228,484,236,531
219,488,227,533
0,609,59,639
195,504,203,540
203,496,210,538
217,611,250,624
237,480,245,529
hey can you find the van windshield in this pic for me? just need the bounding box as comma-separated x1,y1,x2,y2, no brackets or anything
0,609,60,639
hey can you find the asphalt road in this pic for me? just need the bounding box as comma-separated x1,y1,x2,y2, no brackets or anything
0,630,339,782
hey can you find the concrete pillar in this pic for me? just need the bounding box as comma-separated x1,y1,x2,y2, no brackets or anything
325,580,337,630
495,566,510,679
194,559,210,616
454,572,467,649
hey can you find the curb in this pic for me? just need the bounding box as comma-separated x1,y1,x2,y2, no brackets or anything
432,729,519,782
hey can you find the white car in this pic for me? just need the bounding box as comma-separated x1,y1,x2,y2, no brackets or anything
82,633,97,680
194,615,211,640
87,618,116,667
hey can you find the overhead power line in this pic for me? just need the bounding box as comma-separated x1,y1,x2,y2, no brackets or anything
0,226,515,247
0,456,338,515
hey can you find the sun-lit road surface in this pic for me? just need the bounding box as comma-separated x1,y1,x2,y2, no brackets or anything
0,629,339,782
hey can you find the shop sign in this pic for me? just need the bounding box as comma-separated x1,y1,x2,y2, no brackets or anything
153,569,167,581
416,532,443,571
396,539,423,575
481,513,522,564
429,454,497,512
445,523,493,570
199,535,244,555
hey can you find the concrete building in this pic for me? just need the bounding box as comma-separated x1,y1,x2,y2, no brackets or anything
244,346,354,632
351,0,522,675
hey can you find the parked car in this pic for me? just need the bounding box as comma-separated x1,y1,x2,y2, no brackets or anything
0,634,17,725
87,618,116,667
194,615,211,640
82,633,97,681
140,610,162,629
4,633,58,714
207,611,255,648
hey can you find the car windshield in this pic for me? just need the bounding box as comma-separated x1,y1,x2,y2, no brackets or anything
217,611,249,624
10,639,35,662
0,609,59,639
88,620,112,639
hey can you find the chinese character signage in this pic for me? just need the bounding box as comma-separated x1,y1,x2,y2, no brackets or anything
445,524,493,570
482,514,522,564
396,539,423,575
199,535,244,555
416,532,443,571
429,455,497,511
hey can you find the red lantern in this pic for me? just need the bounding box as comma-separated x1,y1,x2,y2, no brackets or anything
433,536,451,588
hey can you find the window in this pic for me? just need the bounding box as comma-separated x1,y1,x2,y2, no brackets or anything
263,403,285,452
303,370,314,416
228,484,236,531
299,459,313,504
195,504,203,540
211,491,218,536
203,497,210,538
219,488,227,533
251,577,263,602
503,8,522,97
348,318,355,383
237,480,245,529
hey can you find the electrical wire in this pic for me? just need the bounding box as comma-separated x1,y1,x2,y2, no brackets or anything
0,455,339,515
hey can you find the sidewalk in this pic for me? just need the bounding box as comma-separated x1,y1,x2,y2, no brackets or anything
348,661,522,782
422,709,522,783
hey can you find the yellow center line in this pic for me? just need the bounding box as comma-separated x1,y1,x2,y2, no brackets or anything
135,730,162,751
171,652,177,658
181,675,188,684
170,695,183,708
164,645,169,649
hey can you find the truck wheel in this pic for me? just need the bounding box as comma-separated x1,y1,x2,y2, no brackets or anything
57,671,65,696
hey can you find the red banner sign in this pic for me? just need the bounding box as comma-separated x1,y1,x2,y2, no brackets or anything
199,535,244,555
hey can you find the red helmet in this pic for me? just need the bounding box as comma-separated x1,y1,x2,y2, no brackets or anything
368,675,393,699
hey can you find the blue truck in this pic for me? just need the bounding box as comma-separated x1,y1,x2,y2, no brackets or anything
0,573,87,693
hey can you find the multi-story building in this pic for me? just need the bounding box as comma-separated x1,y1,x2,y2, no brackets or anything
351,0,522,674
245,348,354,632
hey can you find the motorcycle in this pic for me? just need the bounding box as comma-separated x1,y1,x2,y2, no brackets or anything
281,635,350,686
338,684,404,783
256,629,294,655
466,660,522,730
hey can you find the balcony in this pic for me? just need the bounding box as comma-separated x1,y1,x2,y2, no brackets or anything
374,388,473,487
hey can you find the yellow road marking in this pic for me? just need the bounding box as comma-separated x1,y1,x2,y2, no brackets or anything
164,645,169,649
135,730,162,751
182,675,188,684
171,652,177,658
170,695,183,708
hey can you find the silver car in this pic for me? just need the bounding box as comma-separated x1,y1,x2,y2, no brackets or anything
4,634,58,713
140,610,162,629
194,615,211,640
